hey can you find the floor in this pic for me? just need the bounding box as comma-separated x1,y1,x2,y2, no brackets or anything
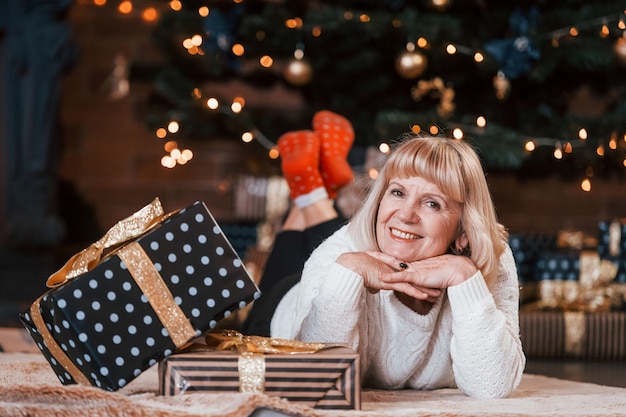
2,243,626,389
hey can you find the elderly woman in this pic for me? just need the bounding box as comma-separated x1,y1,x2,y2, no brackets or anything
242,111,525,399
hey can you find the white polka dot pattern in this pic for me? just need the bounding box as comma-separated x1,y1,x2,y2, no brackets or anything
20,201,260,392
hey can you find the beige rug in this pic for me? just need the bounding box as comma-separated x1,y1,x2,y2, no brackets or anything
1,328,626,417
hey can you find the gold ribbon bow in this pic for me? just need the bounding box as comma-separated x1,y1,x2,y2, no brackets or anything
202,330,333,393
206,330,328,354
46,198,167,288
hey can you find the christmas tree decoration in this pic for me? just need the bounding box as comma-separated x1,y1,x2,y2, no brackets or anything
493,71,511,100
130,1,626,179
410,77,455,118
284,57,313,86
395,49,428,79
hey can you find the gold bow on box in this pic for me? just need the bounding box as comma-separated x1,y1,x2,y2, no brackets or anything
47,198,169,288
180,330,339,393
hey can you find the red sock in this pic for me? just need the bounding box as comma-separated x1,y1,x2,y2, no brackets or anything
277,130,327,206
312,110,354,199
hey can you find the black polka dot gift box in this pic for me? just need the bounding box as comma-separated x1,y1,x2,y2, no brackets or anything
19,198,261,391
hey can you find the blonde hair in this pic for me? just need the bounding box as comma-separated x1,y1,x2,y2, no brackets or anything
347,134,507,285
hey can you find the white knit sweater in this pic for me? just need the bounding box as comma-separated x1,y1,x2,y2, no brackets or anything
271,225,526,398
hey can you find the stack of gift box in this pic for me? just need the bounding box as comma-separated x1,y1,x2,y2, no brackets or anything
19,199,361,410
510,220,626,360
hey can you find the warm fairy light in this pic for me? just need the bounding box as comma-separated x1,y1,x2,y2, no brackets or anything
232,44,244,56
359,14,371,23
609,133,618,149
156,128,167,139
600,25,610,37
170,148,182,159
368,167,380,180
379,143,391,154
623,157,626,168
259,55,273,68
392,19,402,28
578,128,588,140
192,88,201,99
581,178,592,192
553,145,563,159
241,132,254,143
198,6,209,17
551,37,560,47
569,27,579,37
169,0,182,12
231,102,243,113
476,116,486,128
474,52,484,62
118,1,132,14
405,42,416,52
167,121,179,133
619,20,626,30
142,7,158,22
206,98,219,109
446,44,457,54
94,0,106,6
269,147,280,159
311,26,322,37
233,96,245,106
344,11,354,20
411,124,421,134
164,141,177,152
525,140,536,152
417,37,428,48
285,18,302,29
181,149,193,161
192,34,203,46
429,125,439,135
183,38,194,49
452,128,463,139
294,49,304,59
596,145,604,156
161,155,176,168
564,142,573,153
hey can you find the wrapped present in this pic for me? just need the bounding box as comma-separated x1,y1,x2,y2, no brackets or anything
19,198,261,391
598,219,626,259
159,330,361,410
520,310,626,360
532,250,620,312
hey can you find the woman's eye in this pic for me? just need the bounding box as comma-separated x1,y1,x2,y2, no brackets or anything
426,200,441,209
390,188,404,197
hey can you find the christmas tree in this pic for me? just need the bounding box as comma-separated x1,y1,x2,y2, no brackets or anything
136,0,626,180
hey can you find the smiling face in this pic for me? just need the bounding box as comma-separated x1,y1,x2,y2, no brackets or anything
375,175,463,262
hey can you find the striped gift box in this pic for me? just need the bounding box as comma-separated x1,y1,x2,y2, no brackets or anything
159,347,361,409
520,310,626,360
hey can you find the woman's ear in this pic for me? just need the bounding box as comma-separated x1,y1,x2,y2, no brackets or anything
454,231,469,252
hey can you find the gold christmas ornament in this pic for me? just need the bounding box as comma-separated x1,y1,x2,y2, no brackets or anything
410,77,456,118
395,50,428,79
284,58,313,86
614,35,626,67
493,71,511,100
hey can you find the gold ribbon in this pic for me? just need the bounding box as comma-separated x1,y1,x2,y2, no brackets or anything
30,299,91,386
206,329,328,354
608,220,622,257
564,311,586,357
117,242,196,348
46,198,166,288
203,330,333,393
